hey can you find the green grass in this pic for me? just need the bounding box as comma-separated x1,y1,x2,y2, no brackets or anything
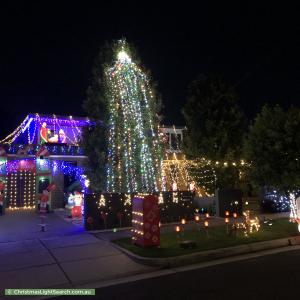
113,218,299,258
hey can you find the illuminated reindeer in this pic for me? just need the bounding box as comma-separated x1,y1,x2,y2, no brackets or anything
236,210,260,237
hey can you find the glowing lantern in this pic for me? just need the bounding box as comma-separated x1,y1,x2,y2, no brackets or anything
175,225,181,232
181,218,186,225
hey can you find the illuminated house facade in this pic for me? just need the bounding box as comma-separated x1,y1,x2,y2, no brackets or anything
0,114,187,211
0,114,93,210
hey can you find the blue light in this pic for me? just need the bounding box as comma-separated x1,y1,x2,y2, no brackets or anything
50,160,87,193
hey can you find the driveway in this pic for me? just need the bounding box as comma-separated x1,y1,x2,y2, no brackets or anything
0,211,155,297
0,210,84,242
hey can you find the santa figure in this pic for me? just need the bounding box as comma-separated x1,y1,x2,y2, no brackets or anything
39,189,49,214
72,191,83,218
40,122,48,144
38,183,56,214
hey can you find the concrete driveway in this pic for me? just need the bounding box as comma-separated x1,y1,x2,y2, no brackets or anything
0,210,84,242
0,211,155,297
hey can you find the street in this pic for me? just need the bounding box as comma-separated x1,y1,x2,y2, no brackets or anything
63,248,300,300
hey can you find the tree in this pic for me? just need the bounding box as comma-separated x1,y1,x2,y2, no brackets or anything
284,107,300,189
182,74,246,188
182,74,246,160
82,40,163,193
81,41,114,191
244,104,300,191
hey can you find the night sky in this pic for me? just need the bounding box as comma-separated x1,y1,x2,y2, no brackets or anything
0,2,299,138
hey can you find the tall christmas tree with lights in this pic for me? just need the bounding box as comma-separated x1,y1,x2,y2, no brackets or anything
104,40,163,193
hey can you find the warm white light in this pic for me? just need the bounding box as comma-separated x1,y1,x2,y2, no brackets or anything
117,51,131,62
84,179,90,188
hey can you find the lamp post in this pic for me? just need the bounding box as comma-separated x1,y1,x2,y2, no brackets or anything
204,220,209,237
225,217,229,234
175,225,181,243
195,214,200,232
181,218,186,237
232,212,238,237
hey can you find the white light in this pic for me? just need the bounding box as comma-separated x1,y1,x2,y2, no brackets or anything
84,179,90,188
22,118,33,133
117,51,131,62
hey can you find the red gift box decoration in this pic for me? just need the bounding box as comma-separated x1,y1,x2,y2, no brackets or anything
132,194,160,247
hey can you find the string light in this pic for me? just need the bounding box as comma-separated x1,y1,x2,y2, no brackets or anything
124,194,131,206
105,40,163,193
0,113,93,145
97,194,106,207
1,157,88,209
158,192,164,204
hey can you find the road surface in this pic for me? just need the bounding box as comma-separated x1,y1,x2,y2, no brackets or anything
87,248,300,300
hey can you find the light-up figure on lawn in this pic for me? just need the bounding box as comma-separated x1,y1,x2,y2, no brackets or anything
67,191,83,219
72,191,83,218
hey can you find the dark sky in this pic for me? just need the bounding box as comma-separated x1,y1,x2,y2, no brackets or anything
0,1,299,137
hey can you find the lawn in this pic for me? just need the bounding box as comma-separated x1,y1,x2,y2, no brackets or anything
113,218,299,258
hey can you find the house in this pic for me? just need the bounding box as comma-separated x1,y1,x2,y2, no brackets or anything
0,113,92,210
0,113,186,210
